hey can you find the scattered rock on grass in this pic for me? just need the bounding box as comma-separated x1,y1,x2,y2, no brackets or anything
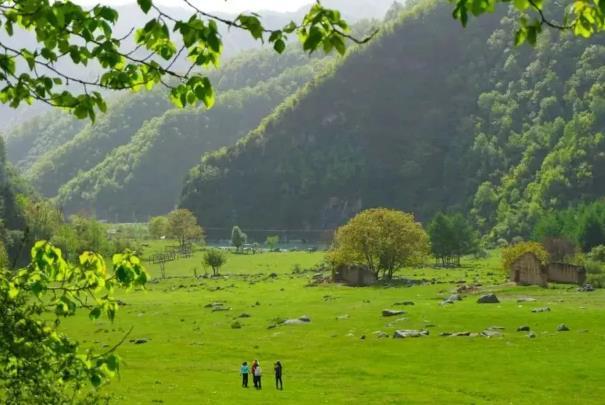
477,294,499,304
517,297,536,303
336,314,349,320
372,331,389,338
517,325,531,332
231,321,242,329
393,329,429,338
481,329,502,338
443,294,461,304
238,313,251,318
532,307,551,313
283,315,311,325
578,284,594,292
528,332,537,338
557,324,570,332
394,301,415,306
131,338,149,345
382,309,406,317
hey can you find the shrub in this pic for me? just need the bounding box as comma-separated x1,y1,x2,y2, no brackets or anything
203,249,227,276
496,238,508,248
501,241,549,271
587,273,605,288
588,245,605,262
584,259,604,275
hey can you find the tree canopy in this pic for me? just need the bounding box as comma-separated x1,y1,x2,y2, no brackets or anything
166,208,203,247
0,0,373,120
328,208,430,280
0,241,147,402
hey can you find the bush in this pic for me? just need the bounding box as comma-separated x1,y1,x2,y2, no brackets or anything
501,241,549,271
588,245,605,262
203,249,227,276
584,259,604,275
587,273,605,288
496,238,508,248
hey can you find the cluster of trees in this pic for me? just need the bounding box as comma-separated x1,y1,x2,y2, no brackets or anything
5,47,331,221
180,1,605,243
428,212,479,266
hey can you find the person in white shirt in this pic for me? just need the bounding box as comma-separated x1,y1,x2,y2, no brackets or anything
254,362,262,390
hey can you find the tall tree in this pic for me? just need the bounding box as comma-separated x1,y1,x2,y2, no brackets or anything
231,225,247,252
329,208,430,280
166,208,203,248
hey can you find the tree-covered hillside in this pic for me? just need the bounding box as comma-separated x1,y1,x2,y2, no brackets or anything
54,58,330,220
180,0,605,240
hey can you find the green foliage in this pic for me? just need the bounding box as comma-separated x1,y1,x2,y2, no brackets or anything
149,216,169,239
328,208,430,280
450,0,605,45
265,235,279,250
0,0,364,119
167,209,203,248
0,241,147,402
203,248,226,276
5,47,329,219
531,202,605,252
588,245,605,262
501,241,549,271
428,212,479,266
231,226,247,251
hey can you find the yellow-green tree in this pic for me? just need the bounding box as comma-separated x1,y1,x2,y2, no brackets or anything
148,216,169,239
329,208,430,280
501,241,549,271
167,209,203,248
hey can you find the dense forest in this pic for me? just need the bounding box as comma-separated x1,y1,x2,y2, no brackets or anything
3,48,332,219
3,0,605,242
180,0,605,241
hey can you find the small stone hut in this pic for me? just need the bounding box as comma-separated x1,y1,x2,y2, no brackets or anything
510,252,586,287
333,264,377,286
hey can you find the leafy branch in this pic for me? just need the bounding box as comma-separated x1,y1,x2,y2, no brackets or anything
0,0,377,120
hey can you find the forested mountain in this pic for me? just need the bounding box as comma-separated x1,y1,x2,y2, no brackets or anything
3,47,331,219
180,0,605,240
55,58,330,220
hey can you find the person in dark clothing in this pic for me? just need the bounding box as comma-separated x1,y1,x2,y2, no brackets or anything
274,361,283,390
251,360,259,388
240,362,249,388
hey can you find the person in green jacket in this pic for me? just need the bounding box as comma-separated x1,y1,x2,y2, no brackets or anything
240,361,250,388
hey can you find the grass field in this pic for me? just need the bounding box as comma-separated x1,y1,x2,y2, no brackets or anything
63,243,605,404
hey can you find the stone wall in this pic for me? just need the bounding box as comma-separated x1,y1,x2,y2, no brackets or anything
510,253,548,287
546,263,586,285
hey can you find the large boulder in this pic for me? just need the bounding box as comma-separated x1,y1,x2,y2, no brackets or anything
477,294,499,304
333,264,377,286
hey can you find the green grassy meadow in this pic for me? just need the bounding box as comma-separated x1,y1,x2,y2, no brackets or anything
63,244,605,404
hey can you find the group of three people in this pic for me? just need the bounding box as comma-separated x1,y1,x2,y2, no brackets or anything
240,360,283,390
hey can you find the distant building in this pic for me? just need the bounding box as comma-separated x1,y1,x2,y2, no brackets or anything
333,264,377,286
510,252,586,287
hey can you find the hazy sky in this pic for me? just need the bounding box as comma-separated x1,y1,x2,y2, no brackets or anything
75,0,315,13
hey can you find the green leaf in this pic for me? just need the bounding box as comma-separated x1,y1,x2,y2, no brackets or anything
137,0,152,14
89,306,102,320
274,39,286,54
